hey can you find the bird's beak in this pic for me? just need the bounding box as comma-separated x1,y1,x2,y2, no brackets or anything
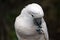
33,18,42,28
33,18,43,34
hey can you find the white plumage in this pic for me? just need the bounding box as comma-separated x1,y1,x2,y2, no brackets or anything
14,3,49,40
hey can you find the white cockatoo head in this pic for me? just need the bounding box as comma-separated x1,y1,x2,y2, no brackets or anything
18,3,44,34
20,3,44,18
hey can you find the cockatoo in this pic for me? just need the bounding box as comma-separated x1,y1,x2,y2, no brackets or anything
14,3,49,40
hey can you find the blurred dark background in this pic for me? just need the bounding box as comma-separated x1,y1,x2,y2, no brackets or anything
0,0,60,40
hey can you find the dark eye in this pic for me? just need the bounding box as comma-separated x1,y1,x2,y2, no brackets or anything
31,14,34,17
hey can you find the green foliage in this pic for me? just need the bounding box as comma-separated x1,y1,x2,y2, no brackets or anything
5,9,19,40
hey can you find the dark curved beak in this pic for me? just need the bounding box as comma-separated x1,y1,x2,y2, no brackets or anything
33,18,42,34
